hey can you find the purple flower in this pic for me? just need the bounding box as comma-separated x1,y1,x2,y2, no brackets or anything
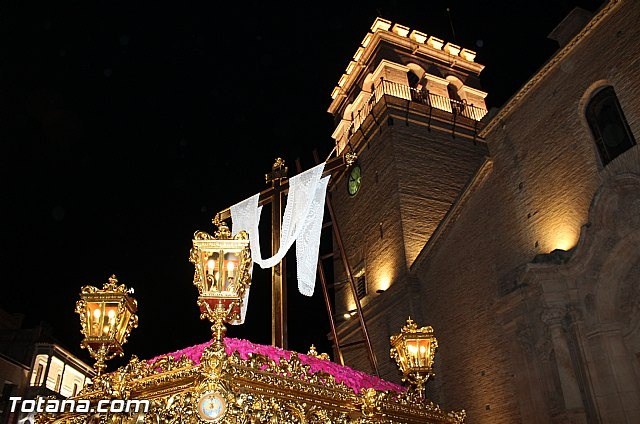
146,338,406,394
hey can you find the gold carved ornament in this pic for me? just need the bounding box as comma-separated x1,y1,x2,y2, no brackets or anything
37,221,466,423
390,318,439,400
189,215,252,349
75,275,138,376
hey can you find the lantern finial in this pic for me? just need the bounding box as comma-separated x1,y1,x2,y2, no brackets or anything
212,214,232,239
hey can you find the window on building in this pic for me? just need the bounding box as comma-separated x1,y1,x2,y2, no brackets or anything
407,71,420,88
55,373,62,392
356,275,367,299
446,77,467,116
1,383,16,400
447,83,462,102
586,86,636,166
407,71,429,104
34,364,44,386
1,383,17,416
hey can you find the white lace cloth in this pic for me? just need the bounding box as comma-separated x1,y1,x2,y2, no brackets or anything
295,175,329,296
231,162,329,303
229,268,253,325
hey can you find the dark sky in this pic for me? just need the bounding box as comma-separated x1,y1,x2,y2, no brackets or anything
0,0,604,366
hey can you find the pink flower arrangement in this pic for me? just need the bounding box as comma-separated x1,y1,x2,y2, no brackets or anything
146,338,405,394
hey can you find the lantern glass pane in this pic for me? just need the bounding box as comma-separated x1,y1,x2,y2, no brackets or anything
87,302,103,337
116,308,131,342
202,251,220,293
398,341,408,371
102,303,119,337
222,251,240,293
407,339,421,368
417,339,430,367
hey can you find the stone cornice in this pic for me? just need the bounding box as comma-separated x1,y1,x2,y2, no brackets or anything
480,0,622,137
459,85,488,99
423,73,450,85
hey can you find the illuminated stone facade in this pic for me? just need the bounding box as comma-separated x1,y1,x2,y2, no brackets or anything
330,2,640,423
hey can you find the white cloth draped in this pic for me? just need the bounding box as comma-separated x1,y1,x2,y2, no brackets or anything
295,175,329,296
229,194,261,325
230,193,263,264
230,162,329,302
229,268,253,325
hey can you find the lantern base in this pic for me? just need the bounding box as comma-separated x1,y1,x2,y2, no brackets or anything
198,296,241,319
197,297,240,350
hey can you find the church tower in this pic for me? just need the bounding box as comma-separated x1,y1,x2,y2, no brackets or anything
328,18,489,378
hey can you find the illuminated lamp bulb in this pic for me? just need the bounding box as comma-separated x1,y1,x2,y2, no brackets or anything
419,344,427,365
207,258,216,272
227,261,235,273
343,313,351,320
407,343,418,367
93,309,101,319
103,326,109,334
107,309,116,324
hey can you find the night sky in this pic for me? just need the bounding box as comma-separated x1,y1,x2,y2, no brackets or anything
0,0,603,367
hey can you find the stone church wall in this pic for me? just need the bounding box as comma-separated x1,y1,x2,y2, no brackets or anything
412,1,640,423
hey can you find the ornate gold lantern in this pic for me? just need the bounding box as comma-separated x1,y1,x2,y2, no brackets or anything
75,275,138,375
390,317,438,398
189,214,252,348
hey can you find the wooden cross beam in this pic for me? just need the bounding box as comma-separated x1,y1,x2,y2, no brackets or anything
217,155,346,349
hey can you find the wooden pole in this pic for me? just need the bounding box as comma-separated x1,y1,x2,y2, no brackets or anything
266,159,288,349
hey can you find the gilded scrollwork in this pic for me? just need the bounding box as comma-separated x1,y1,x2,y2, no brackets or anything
38,339,466,423
44,219,465,423
194,230,215,240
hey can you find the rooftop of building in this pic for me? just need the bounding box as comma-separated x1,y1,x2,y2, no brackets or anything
328,17,485,114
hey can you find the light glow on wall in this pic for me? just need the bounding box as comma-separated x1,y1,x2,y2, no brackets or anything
538,211,582,253
551,226,579,251
378,274,391,292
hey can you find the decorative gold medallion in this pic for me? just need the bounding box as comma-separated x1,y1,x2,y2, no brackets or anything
197,391,227,422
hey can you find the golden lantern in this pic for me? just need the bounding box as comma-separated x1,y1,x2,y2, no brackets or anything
75,275,138,375
189,214,252,348
390,317,438,398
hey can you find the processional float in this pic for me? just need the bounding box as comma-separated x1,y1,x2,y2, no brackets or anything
36,161,465,424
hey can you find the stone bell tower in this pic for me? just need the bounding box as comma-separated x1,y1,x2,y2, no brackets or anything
327,18,490,377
